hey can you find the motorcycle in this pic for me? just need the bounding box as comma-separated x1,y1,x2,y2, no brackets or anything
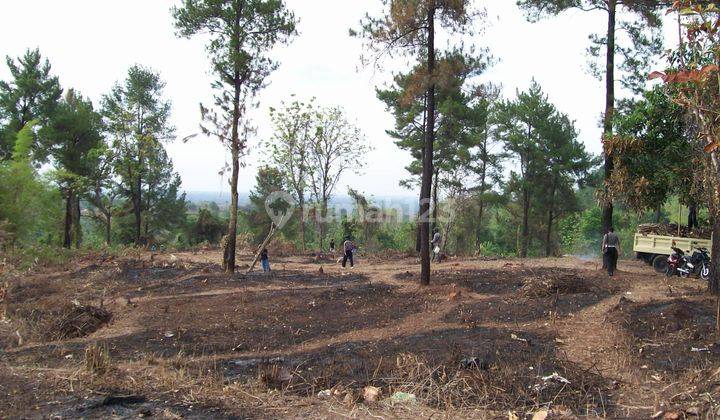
666,247,688,277
666,246,710,280
688,247,711,281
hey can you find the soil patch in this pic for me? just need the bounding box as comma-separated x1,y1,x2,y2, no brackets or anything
608,297,720,373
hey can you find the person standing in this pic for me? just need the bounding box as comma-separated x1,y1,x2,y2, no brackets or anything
329,238,336,254
260,248,271,273
431,228,442,262
601,227,621,276
342,237,355,269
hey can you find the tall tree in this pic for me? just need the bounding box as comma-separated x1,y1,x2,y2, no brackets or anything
39,89,104,248
377,52,489,228
142,143,188,241
173,0,297,273
85,143,119,246
649,1,720,299
491,82,558,257
534,112,596,256
465,91,505,252
101,65,174,245
0,48,62,161
356,0,479,285
517,0,665,235
308,106,369,250
608,85,698,214
264,98,314,250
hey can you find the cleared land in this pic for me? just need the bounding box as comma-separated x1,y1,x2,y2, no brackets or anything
1,251,719,418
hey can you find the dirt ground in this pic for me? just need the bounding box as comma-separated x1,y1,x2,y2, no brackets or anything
2,250,720,419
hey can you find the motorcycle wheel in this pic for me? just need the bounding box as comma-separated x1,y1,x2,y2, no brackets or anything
701,264,710,281
665,265,674,277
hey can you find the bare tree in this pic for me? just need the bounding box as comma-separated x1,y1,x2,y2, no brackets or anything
308,106,370,250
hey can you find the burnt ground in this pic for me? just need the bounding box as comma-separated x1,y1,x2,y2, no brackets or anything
1,252,719,418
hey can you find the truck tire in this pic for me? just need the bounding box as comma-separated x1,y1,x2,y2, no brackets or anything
652,255,668,273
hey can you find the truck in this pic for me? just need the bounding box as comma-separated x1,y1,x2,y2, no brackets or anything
634,232,712,273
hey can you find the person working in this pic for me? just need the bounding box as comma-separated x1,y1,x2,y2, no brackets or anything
431,228,442,262
260,248,271,273
342,237,356,269
601,227,621,276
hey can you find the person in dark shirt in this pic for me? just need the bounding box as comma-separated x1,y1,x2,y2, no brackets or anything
601,227,621,276
260,248,271,273
329,239,336,254
342,237,355,269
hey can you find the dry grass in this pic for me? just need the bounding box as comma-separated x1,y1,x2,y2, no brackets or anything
84,342,110,375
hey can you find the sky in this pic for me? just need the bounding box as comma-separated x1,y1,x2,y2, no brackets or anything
0,0,676,201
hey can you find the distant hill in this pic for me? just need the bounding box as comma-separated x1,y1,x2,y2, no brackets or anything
184,191,418,211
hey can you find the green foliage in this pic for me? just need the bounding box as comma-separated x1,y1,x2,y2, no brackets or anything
244,166,296,243
0,48,62,160
609,86,699,211
491,81,596,256
193,208,226,244
101,65,176,245
0,122,62,245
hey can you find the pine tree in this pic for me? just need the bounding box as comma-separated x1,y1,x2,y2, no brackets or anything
173,0,297,273
517,0,665,235
0,49,62,161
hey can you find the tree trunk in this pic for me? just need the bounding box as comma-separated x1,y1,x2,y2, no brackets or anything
299,192,306,251
601,0,617,237
319,199,328,251
74,195,82,248
520,187,530,258
223,9,243,274
475,158,488,253
419,3,436,286
654,206,662,223
63,192,72,249
710,215,720,295
545,180,557,257
134,177,142,246
688,204,698,229
431,168,439,235
224,100,241,273
475,200,485,254
106,213,112,246
545,210,554,258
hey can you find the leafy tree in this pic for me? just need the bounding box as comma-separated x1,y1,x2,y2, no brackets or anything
264,97,315,250
142,144,188,241
465,90,505,251
355,0,479,285
0,122,62,245
101,65,174,245
517,0,665,235
173,0,297,273
194,208,226,244
308,106,369,250
376,51,492,253
533,112,596,256
492,82,553,257
244,166,295,242
39,89,104,248
608,85,697,216
650,1,720,295
85,143,120,246
0,49,62,161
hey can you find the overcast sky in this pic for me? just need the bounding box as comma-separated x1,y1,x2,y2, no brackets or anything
0,1,676,200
